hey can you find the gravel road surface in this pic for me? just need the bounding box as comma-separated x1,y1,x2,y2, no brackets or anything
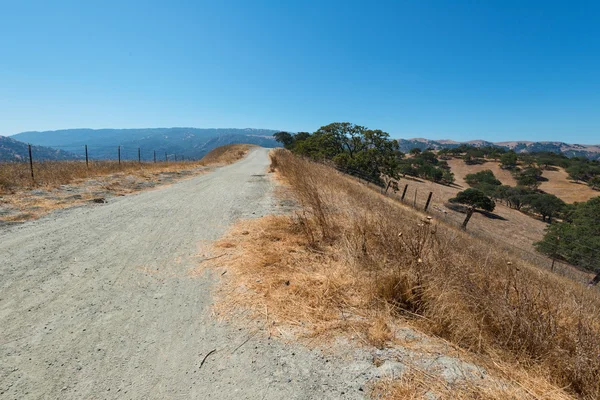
0,148,375,399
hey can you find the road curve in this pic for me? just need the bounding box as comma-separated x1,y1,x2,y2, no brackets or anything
0,148,371,400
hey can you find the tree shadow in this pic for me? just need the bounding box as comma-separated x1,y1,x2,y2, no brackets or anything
445,202,508,221
401,176,424,183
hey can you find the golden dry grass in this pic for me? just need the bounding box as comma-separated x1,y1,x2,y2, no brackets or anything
199,143,255,165
371,368,570,400
211,149,600,399
447,158,518,187
447,158,599,204
538,167,599,203
0,144,255,222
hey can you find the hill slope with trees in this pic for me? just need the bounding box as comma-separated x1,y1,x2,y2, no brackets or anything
0,136,79,162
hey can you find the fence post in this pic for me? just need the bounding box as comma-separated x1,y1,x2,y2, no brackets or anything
154,150,156,163
28,144,34,181
85,144,89,168
118,146,121,165
401,184,408,201
413,188,417,207
138,147,141,164
424,192,433,211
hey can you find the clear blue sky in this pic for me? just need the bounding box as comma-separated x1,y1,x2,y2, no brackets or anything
1,1,599,143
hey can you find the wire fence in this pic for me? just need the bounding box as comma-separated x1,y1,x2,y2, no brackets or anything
331,163,598,287
0,144,202,183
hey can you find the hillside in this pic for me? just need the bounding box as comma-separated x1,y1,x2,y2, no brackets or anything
398,138,600,160
446,158,599,204
11,128,281,160
0,135,79,162
213,149,600,399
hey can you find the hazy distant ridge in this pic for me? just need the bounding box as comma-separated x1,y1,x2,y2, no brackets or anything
398,138,600,160
11,128,281,160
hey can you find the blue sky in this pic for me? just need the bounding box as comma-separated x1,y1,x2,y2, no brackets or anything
1,1,599,143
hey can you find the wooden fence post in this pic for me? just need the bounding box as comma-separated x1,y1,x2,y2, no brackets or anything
138,147,141,164
401,184,408,200
118,146,121,165
424,192,433,211
413,188,418,207
28,144,34,181
154,150,156,163
85,145,89,168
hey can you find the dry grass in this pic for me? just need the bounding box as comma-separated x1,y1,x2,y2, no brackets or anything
447,158,517,187
199,144,255,165
213,149,600,399
447,158,599,204
0,144,254,194
0,144,255,222
538,167,599,203
371,369,555,400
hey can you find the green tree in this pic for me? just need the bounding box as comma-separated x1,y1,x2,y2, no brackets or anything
527,193,565,223
450,188,496,229
500,151,518,169
465,170,501,187
589,176,600,190
515,167,543,189
410,148,422,155
273,131,295,149
536,197,600,272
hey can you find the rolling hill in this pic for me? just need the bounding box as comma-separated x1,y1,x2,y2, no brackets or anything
0,136,79,162
11,128,281,160
398,138,600,159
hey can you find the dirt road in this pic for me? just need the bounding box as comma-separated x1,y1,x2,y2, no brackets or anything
0,148,377,399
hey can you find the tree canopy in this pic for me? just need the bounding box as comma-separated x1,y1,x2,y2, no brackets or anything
536,197,600,272
449,188,496,229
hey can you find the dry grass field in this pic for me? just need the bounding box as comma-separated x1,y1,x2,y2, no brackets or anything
0,144,254,222
447,158,517,187
211,149,600,399
538,167,599,203
447,158,599,204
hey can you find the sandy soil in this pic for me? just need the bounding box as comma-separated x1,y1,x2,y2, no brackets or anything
0,149,380,399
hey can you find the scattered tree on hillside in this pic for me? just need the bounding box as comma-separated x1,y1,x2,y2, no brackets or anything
464,169,501,196
500,151,518,169
449,188,496,229
526,193,565,223
589,176,600,190
536,197,600,272
515,166,543,190
410,148,422,155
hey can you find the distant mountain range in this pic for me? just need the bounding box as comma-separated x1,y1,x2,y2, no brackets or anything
2,128,599,162
397,138,600,160
8,128,281,161
0,135,79,162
